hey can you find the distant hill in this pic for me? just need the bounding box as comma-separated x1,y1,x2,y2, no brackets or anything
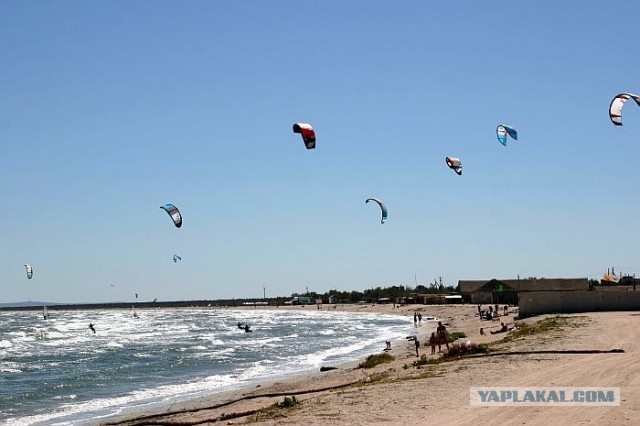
0,301,58,308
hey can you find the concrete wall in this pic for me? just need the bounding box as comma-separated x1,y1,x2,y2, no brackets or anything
519,291,640,317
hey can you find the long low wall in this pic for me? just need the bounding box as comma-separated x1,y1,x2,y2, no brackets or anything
518,290,640,317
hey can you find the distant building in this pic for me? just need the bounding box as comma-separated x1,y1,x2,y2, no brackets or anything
417,294,446,304
407,294,463,305
444,295,463,304
289,296,314,305
458,278,589,305
619,276,640,289
595,275,640,291
328,295,338,304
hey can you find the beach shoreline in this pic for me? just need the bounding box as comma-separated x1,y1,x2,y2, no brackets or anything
101,304,640,425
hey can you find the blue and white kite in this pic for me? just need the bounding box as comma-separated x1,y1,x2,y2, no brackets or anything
365,198,388,224
496,125,518,146
160,204,182,228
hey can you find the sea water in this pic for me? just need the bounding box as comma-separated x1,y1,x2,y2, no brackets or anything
0,307,417,425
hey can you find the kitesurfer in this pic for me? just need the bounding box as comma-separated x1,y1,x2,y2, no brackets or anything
89,323,96,334
238,322,252,332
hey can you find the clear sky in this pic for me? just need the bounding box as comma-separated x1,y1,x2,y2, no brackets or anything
1,1,638,304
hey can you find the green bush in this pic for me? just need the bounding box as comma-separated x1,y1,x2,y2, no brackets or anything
443,342,489,359
358,352,394,369
497,316,572,342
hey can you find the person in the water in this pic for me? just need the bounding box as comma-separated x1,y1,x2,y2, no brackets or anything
237,322,252,332
89,323,96,334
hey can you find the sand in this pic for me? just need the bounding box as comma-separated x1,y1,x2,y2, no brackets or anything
102,304,640,425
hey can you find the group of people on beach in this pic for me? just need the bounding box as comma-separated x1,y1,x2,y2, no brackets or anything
477,304,508,321
413,311,423,326
414,321,450,357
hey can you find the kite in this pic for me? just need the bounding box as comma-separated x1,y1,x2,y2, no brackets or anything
445,157,462,175
496,125,518,146
365,198,388,224
173,254,182,263
292,123,316,149
24,264,33,279
160,204,182,228
609,93,640,126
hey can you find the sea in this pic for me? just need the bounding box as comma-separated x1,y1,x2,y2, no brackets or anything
0,307,422,425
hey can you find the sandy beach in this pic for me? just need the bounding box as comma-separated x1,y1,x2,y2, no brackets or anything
103,304,640,425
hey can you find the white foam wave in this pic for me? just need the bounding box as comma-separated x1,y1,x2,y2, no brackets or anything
0,308,411,426
9,373,241,426
0,366,22,373
191,345,208,351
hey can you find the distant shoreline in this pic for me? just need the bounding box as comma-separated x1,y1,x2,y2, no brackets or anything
0,300,426,312
0,300,293,311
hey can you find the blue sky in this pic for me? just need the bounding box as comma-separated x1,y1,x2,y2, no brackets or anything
1,1,638,303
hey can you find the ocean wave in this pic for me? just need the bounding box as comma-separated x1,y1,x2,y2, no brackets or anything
0,308,410,425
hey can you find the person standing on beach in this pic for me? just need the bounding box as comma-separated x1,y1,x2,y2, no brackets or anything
414,336,420,357
418,312,422,325
436,321,449,353
429,332,437,355
413,312,417,326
